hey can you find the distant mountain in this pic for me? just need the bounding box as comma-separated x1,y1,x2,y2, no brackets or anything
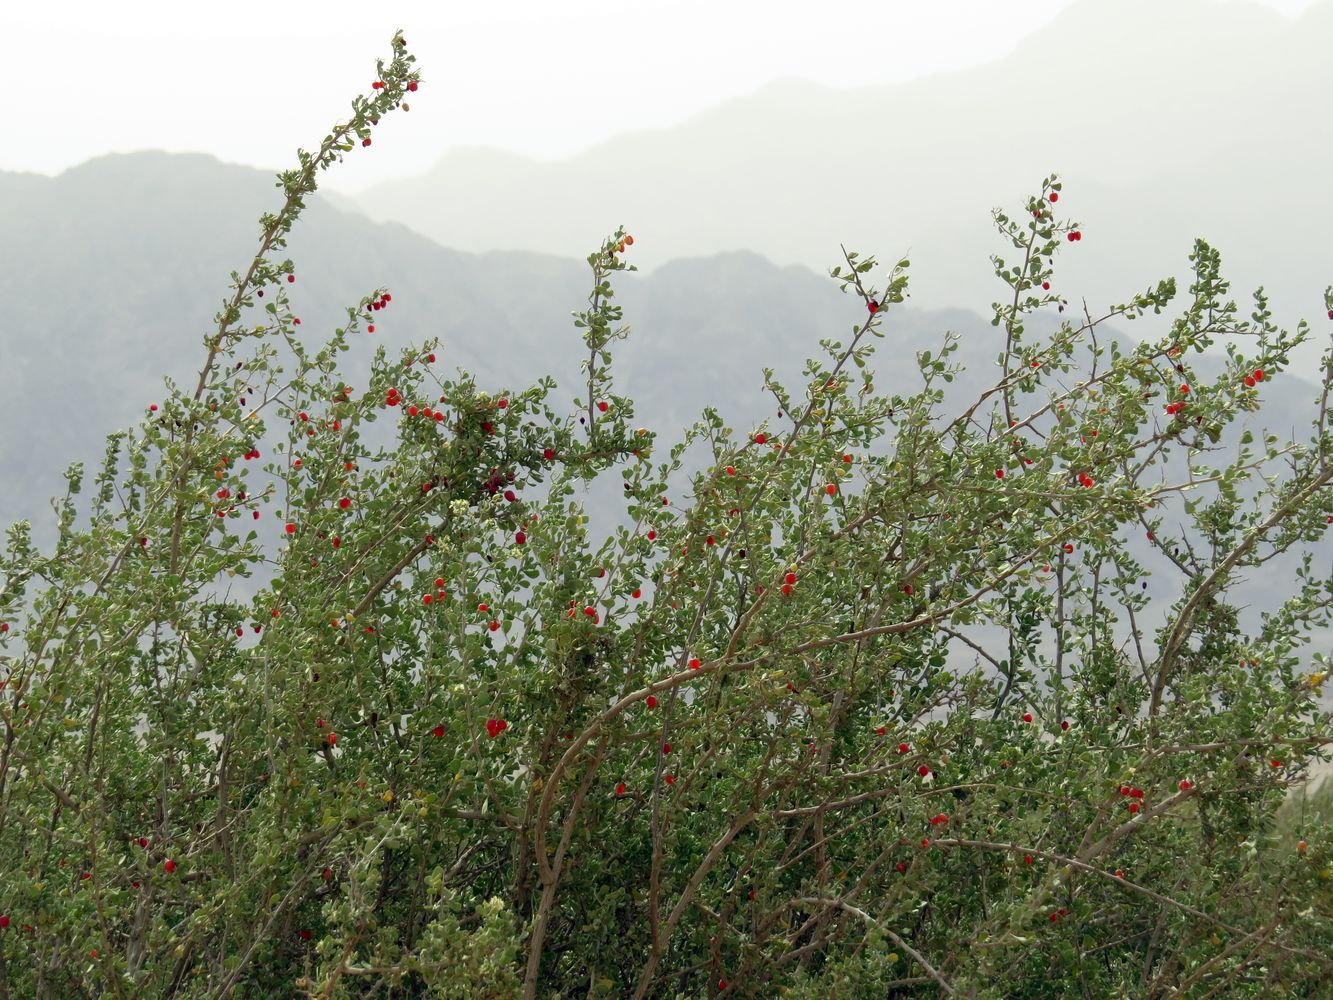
347,0,1333,372
0,153,1327,666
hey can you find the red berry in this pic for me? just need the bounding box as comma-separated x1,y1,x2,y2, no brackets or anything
515,531,526,545
615,782,626,797
1178,779,1192,791
689,658,701,669
995,469,1005,479
825,483,837,495
288,275,295,284
1048,191,1058,203
1025,854,1033,865
917,765,930,777
1022,712,1033,723
867,301,879,314
362,138,372,147
647,695,658,708
631,588,641,599
543,448,555,460
785,572,797,585
597,401,609,412
1253,369,1264,381
1128,802,1139,813
432,725,444,738
898,743,910,754
285,523,296,535
164,860,177,874
1060,720,1070,731
754,433,767,445
1244,375,1256,387
1041,281,1050,290
662,743,672,754
488,621,500,632
407,80,418,92
339,497,351,509
422,594,432,605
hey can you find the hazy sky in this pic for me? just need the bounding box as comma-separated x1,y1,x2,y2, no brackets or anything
3,0,1319,194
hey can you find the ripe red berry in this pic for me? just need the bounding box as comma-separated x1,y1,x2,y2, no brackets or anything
825,483,837,495
407,80,418,91
1128,802,1139,814
647,530,657,540
422,594,432,605
1041,281,1050,290
285,523,296,535
647,695,658,708
918,765,930,777
995,469,1005,479
515,531,526,545
543,448,555,461
1060,720,1070,731
432,725,444,738
1022,712,1033,723
867,301,879,314
615,782,626,797
339,497,351,509
785,572,797,585
898,743,910,754
597,401,609,412
1178,779,1192,791
1253,369,1264,381
1048,191,1059,203
1025,854,1033,865
780,583,793,596
662,743,672,754
164,860,177,874
689,658,701,669
1244,375,1256,387
488,621,500,632
754,433,767,445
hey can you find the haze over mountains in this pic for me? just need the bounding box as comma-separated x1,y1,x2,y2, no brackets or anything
0,0,1328,697
348,0,1333,374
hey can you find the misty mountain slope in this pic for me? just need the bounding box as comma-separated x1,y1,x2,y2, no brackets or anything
0,152,1325,651
347,0,1333,369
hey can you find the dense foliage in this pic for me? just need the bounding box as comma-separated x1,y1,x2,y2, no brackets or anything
1,32,1331,999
